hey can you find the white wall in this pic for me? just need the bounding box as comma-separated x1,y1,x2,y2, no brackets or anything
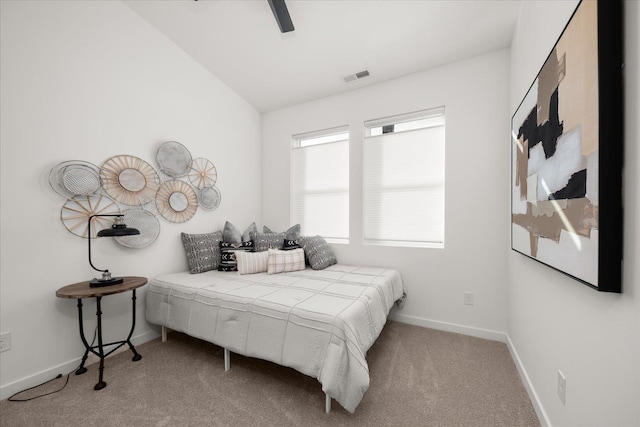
0,1,261,398
262,50,511,340
4,1,637,423
508,1,640,426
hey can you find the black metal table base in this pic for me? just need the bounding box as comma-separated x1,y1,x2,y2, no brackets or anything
75,289,142,390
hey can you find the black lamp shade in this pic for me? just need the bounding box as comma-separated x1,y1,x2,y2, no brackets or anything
88,214,140,287
97,224,140,237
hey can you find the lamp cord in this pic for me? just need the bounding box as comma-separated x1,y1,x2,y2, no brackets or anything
8,326,98,402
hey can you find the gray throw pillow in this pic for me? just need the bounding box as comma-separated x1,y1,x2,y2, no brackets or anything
298,235,337,270
181,231,223,273
250,231,286,252
262,224,300,240
223,221,257,244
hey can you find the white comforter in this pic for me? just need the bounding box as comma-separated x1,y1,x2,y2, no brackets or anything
145,264,404,413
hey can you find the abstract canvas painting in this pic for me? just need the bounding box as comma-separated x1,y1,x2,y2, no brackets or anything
511,0,623,292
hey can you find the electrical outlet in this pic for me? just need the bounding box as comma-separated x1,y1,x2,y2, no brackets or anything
0,332,11,353
557,370,566,404
464,292,474,306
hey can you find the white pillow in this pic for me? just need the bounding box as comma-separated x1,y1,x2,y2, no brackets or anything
235,250,268,275
267,248,305,275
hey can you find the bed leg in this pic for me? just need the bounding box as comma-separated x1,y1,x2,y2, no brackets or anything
224,348,230,371
325,394,331,413
162,326,171,342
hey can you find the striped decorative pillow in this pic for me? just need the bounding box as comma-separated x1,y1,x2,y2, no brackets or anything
235,250,269,275
267,248,305,275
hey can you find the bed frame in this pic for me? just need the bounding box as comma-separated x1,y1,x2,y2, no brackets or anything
161,325,334,412
147,265,404,413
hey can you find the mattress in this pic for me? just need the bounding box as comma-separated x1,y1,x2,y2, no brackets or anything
145,264,404,413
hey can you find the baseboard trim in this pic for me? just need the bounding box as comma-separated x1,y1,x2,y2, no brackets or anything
506,333,551,427
389,313,506,343
0,329,159,401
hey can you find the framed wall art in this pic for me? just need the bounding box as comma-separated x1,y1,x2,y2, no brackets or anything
511,0,623,292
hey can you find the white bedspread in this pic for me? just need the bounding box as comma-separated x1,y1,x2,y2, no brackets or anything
145,264,404,413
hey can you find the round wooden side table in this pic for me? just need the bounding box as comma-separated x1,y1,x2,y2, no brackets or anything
56,276,147,390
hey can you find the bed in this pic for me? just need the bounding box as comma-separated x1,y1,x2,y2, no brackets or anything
145,264,405,413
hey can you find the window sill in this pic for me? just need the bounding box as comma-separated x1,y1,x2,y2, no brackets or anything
363,240,444,249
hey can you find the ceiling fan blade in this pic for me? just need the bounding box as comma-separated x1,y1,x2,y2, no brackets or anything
268,0,295,33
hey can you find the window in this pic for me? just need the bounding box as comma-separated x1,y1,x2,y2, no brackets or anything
291,127,349,243
363,107,445,248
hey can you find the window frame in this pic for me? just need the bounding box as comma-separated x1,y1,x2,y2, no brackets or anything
362,107,446,249
290,125,350,244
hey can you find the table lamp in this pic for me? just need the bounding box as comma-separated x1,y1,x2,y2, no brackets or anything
88,214,140,287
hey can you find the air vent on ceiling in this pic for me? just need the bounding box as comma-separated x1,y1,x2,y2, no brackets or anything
343,69,371,83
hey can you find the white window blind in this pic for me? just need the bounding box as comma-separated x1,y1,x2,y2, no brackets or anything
291,127,349,243
363,108,445,247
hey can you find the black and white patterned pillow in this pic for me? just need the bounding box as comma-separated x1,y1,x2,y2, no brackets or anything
223,221,257,244
263,224,301,240
282,239,301,250
250,231,286,252
181,231,222,274
218,240,254,271
298,235,337,270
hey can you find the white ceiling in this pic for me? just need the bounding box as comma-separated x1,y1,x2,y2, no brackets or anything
125,0,522,112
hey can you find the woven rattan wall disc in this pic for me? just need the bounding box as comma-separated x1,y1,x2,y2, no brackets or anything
155,180,198,223
61,194,121,239
188,158,217,189
100,155,160,206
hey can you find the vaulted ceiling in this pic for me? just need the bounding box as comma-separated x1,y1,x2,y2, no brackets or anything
125,0,522,112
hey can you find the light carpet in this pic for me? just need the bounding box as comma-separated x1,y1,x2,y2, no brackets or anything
0,321,539,426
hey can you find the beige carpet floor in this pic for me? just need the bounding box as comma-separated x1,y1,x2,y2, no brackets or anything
0,321,539,426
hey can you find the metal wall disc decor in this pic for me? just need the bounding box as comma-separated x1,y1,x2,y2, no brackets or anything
61,194,121,239
157,141,192,178
155,180,198,223
198,186,221,210
188,157,217,189
114,209,160,249
49,160,102,198
138,199,160,217
100,155,160,206
51,142,219,242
